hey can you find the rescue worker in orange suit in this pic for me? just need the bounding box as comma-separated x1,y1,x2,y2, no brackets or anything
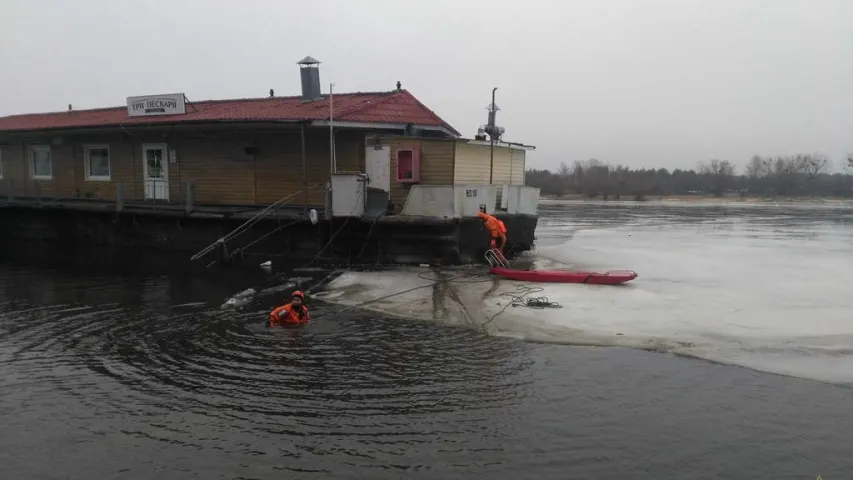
477,208,508,253
269,290,310,327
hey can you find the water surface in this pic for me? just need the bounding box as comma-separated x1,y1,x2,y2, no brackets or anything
2,201,853,479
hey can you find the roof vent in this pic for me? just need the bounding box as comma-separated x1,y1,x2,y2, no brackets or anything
297,56,322,102
482,88,504,141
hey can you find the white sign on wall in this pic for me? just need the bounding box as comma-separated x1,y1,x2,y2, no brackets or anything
126,93,186,117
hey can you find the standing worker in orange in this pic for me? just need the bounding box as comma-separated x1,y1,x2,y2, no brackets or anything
269,290,310,327
477,207,508,254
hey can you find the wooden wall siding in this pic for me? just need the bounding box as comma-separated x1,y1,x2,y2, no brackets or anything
2,135,138,202
1,143,24,191
254,129,364,207
170,129,364,206
31,142,75,198
174,136,256,205
377,135,456,206
2,127,363,207
250,132,296,206
510,149,526,185
453,142,519,185
72,134,135,201
0,141,74,198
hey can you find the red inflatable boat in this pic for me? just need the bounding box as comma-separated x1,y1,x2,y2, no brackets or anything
490,267,638,285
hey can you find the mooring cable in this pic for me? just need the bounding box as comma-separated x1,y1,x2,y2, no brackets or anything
228,205,548,331
302,196,371,268
310,270,560,333
353,211,387,261
308,271,484,321
230,220,302,259
192,183,325,261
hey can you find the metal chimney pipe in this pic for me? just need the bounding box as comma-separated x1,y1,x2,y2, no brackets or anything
298,56,322,102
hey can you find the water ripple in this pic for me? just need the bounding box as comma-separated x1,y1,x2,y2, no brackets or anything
0,269,533,472
4,203,853,479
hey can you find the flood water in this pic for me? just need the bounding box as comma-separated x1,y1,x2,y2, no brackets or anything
2,200,853,479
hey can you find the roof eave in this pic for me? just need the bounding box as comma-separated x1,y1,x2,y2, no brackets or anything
0,119,309,137
310,120,460,138
462,138,536,151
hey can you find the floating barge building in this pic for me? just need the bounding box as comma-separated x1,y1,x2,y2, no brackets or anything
0,57,539,267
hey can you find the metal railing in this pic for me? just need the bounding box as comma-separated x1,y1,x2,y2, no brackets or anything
1,179,197,215
1,179,62,205
189,182,325,262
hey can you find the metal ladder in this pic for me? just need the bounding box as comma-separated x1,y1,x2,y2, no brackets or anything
485,248,510,268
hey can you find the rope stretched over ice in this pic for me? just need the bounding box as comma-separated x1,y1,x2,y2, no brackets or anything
312,273,561,331
309,271,489,321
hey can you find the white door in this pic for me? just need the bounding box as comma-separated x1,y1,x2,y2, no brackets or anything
365,145,390,192
142,143,169,201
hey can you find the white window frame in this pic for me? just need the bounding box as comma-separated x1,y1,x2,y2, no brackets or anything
84,144,111,181
29,145,52,180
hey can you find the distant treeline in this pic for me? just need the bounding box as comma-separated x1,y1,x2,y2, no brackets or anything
526,155,853,199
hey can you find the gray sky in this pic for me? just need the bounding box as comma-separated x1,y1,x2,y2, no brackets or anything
2,0,851,172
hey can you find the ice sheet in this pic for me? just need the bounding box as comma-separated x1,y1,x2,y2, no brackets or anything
315,208,853,385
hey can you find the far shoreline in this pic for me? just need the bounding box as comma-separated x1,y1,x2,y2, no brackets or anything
539,193,853,205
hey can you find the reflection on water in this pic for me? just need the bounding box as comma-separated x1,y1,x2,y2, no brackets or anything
2,201,853,479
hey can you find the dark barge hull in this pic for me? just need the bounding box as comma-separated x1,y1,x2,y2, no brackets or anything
0,200,537,268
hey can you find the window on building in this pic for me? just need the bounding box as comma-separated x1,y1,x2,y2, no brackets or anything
30,145,52,180
84,145,111,181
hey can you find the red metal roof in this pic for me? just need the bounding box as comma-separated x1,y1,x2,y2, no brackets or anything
0,90,460,135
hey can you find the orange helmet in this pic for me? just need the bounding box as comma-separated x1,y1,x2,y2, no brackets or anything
291,290,305,300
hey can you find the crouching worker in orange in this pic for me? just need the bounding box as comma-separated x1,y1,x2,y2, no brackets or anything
269,290,310,327
477,207,508,253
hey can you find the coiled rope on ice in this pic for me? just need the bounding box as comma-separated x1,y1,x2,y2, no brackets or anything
479,284,562,332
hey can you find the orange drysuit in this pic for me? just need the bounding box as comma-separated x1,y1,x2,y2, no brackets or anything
477,211,507,252
269,291,310,326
